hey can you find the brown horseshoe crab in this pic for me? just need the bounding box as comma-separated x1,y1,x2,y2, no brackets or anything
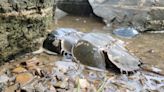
43,28,84,58
72,33,142,73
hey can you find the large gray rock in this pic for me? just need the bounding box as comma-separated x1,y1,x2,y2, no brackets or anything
57,0,93,15
0,0,55,63
89,0,164,32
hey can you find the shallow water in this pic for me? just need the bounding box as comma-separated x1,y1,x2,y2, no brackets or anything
1,15,164,72
126,33,164,71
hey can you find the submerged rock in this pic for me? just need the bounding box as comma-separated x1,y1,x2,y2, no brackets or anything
54,8,68,20
57,0,93,15
113,27,139,38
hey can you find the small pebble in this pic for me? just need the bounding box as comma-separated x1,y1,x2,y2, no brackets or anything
0,74,9,83
79,79,90,89
54,80,68,89
16,73,33,85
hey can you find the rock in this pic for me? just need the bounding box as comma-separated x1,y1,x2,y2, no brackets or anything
54,61,78,73
21,80,38,92
88,0,164,32
113,27,139,38
5,69,13,77
0,83,5,92
67,79,75,90
12,66,27,74
16,73,33,85
0,74,9,83
78,79,90,89
34,82,48,92
54,81,68,89
50,77,57,86
4,84,18,92
54,8,68,20
49,85,57,92
57,0,93,15
0,0,55,63
25,57,41,68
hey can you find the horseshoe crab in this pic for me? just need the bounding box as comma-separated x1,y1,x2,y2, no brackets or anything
43,28,84,58
72,33,142,72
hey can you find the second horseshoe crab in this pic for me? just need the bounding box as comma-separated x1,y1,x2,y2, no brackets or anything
72,33,142,73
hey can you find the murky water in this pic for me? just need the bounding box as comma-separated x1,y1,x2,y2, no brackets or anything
52,15,104,32
126,33,164,70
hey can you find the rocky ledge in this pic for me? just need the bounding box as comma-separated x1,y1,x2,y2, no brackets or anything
88,0,164,32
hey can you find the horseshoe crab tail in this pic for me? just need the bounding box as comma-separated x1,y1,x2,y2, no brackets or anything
140,65,164,76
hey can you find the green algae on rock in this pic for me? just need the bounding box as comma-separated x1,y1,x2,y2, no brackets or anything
0,0,55,63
